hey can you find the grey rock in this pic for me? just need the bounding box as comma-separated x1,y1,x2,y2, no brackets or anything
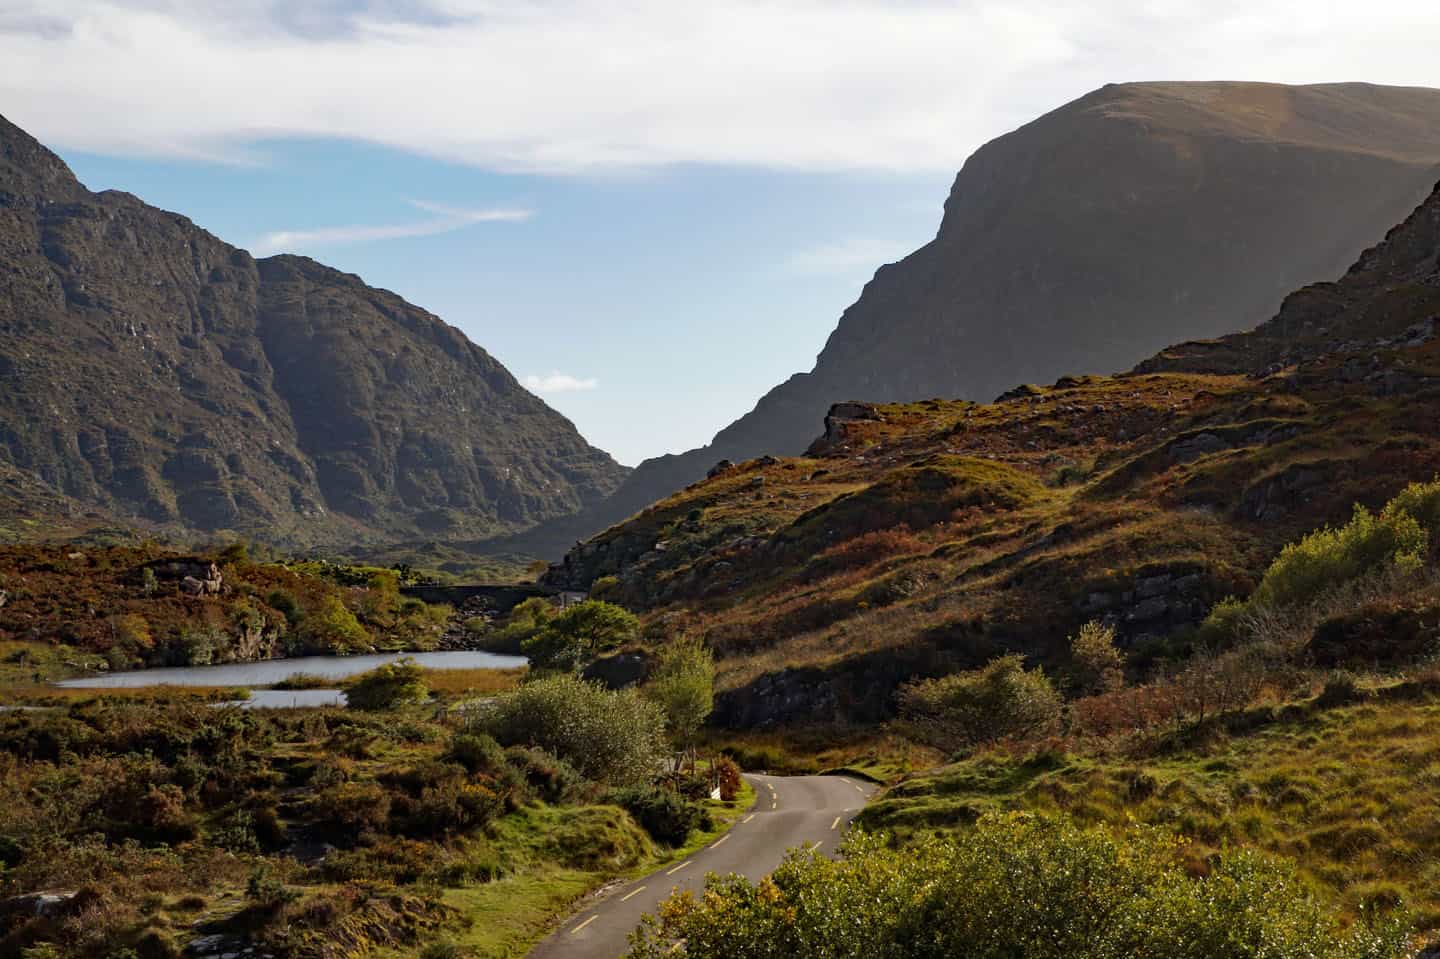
1169,432,1229,464
1125,596,1170,622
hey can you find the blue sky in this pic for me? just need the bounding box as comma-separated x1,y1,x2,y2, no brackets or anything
6,1,1440,463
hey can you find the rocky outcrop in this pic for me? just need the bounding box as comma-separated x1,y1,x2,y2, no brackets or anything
0,113,627,547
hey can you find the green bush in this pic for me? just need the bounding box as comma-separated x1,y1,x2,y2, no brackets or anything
478,675,667,787
608,787,710,847
1251,503,1425,610
627,814,1407,959
446,732,507,775
503,745,590,804
344,657,429,710
899,654,1062,753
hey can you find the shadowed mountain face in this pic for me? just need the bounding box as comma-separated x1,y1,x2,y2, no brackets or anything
498,81,1440,558
0,114,627,546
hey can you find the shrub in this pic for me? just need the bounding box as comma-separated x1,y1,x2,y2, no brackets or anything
446,732,507,775
899,654,1062,753
1070,621,1124,694
715,756,743,802
312,782,392,840
503,746,591,804
478,675,667,787
626,814,1408,959
608,787,710,847
344,658,429,710
1250,503,1425,611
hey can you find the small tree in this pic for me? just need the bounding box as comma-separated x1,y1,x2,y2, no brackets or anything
345,657,429,710
644,635,715,765
1070,620,1125,695
301,594,372,654
488,596,557,653
899,654,1061,753
523,600,640,673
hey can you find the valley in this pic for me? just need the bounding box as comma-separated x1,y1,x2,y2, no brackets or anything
5,70,1440,959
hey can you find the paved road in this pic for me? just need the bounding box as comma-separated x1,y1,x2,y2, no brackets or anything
526,773,879,958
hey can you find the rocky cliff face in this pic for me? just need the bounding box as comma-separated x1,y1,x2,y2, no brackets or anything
0,114,627,546
501,81,1440,557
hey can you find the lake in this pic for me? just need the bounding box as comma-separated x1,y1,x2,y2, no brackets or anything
56,650,527,692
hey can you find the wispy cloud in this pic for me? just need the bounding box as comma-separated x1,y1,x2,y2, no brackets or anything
252,200,531,255
524,371,599,394
785,237,914,276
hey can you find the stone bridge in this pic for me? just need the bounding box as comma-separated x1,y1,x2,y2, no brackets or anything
399,583,558,613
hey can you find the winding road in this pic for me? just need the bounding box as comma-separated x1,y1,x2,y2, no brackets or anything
526,773,879,958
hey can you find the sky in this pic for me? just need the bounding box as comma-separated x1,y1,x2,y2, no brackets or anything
3,2,1440,465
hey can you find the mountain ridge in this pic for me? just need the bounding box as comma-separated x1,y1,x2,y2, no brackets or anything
0,112,628,548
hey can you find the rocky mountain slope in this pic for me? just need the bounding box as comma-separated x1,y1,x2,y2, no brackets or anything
547,173,1440,728
501,81,1440,557
0,113,627,548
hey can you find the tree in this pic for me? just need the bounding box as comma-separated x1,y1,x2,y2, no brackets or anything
345,657,429,710
523,600,640,673
1070,620,1125,695
477,674,667,786
644,635,714,759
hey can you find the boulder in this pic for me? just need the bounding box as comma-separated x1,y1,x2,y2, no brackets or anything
707,459,735,479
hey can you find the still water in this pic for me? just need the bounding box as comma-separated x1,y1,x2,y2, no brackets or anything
57,650,526,697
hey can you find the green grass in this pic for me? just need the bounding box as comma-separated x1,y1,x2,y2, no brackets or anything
860,690,1440,930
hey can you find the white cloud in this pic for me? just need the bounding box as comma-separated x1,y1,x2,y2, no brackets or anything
524,371,600,394
1,2,1439,175
251,200,531,255
786,237,916,276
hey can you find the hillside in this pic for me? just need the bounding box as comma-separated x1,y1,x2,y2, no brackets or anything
0,114,627,549
546,174,1440,729
497,81,1440,558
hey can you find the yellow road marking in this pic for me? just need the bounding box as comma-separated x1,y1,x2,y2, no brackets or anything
571,915,598,934
831,816,841,830
711,834,730,849
742,814,755,824
620,886,647,902
667,861,691,876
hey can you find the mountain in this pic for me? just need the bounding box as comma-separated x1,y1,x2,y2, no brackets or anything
0,114,627,548
499,81,1440,558
546,173,1440,728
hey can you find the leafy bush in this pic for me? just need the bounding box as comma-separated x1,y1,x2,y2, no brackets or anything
899,654,1062,753
627,814,1407,959
503,745,591,804
1250,503,1425,611
478,675,667,787
608,787,710,847
344,657,429,710
446,732,507,775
